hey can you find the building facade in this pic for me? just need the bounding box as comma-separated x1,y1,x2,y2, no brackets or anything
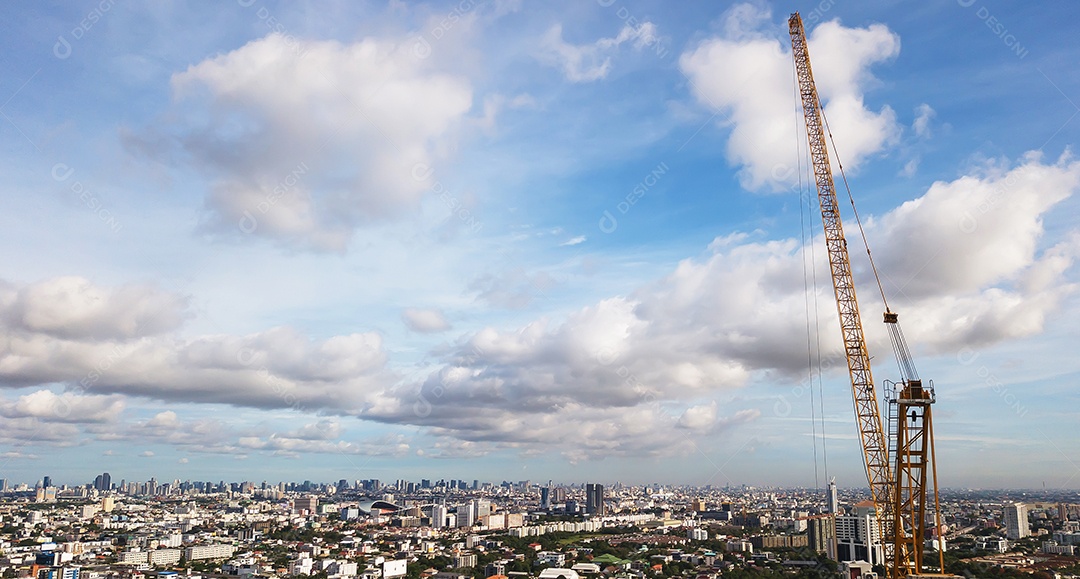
1004,503,1030,540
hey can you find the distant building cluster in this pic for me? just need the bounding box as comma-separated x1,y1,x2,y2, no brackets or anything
0,472,1076,578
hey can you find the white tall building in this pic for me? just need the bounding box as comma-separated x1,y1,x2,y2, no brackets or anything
836,501,883,566
1005,503,1030,540
431,505,448,529
457,502,477,528
826,479,839,514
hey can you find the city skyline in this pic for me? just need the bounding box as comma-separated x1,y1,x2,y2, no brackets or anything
0,2,1078,489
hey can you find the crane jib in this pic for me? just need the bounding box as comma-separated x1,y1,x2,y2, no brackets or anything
787,12,945,579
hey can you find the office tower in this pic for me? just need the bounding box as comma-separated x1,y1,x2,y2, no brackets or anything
1005,503,1030,539
338,479,349,492
540,487,551,510
43,476,53,488
586,483,605,516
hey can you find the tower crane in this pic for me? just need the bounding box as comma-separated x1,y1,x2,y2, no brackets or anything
788,13,946,578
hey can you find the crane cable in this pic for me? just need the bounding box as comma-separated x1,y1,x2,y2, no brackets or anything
792,56,829,489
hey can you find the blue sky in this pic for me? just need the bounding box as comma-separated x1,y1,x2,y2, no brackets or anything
0,0,1078,490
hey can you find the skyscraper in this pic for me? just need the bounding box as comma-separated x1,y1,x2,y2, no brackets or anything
585,483,605,516
1004,503,1030,540
540,487,551,510
826,478,838,514
42,476,53,488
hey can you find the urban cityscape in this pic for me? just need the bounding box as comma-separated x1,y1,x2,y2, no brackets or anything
3,1,1080,579
2,472,1080,579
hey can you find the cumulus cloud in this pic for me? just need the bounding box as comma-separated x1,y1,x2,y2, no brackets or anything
0,277,188,340
0,278,394,414
359,152,1079,457
0,390,124,424
872,150,1080,351
539,22,660,82
132,32,473,251
679,3,900,190
2,151,1076,461
402,308,451,333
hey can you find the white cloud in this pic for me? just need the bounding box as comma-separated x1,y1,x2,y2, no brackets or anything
469,268,557,309
2,149,1075,461
237,432,410,457
872,150,1080,351
679,4,900,191
0,278,394,414
0,451,38,460
560,235,586,247
539,22,659,82
139,450,154,457
913,103,935,138
359,152,1080,458
140,32,474,251
0,277,188,341
402,307,451,333
0,390,124,424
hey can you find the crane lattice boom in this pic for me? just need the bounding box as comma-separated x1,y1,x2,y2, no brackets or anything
788,13,948,578
787,12,895,549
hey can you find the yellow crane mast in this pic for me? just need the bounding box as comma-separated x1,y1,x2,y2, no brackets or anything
788,12,945,578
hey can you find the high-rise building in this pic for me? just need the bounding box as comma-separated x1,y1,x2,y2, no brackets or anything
338,479,349,493
431,504,448,529
691,498,706,512
42,476,53,488
1005,503,1030,540
836,501,883,565
585,483,605,516
473,499,491,518
808,514,838,561
93,472,111,491
457,501,477,528
540,487,551,510
826,478,838,514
